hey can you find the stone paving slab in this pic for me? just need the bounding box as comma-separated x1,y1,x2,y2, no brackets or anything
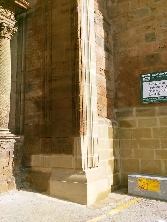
0,189,167,222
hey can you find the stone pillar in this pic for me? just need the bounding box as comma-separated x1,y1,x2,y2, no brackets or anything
50,1,113,205
0,6,18,193
75,0,99,170
0,9,17,133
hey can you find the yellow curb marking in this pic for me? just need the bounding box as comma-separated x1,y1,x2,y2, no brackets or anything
108,197,140,215
86,214,106,222
86,197,141,222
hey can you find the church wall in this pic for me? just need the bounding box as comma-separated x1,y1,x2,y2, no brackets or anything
94,1,120,190
107,0,167,186
108,0,167,108
7,0,167,203
116,106,167,186
14,0,79,192
21,0,120,196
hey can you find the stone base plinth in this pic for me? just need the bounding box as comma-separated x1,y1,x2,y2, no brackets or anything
49,168,111,205
0,136,16,193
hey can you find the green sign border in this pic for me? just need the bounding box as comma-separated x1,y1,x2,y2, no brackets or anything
140,71,167,104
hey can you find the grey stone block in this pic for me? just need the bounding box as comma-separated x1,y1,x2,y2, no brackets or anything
128,174,167,201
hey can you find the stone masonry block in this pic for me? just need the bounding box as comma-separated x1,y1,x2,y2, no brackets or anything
138,139,160,149
132,128,152,139
162,160,167,175
161,139,167,149
143,53,161,67
141,160,162,175
155,150,167,160
111,173,120,188
121,173,129,186
31,155,44,167
128,174,167,201
0,155,9,167
99,150,110,161
133,149,154,159
138,118,158,128
128,8,150,20
145,32,156,42
135,108,156,117
120,139,138,149
153,127,167,138
157,107,167,116
51,155,73,168
108,126,113,139
113,127,119,139
98,139,106,150
106,139,114,149
120,149,133,158
115,109,134,119
119,129,132,139
113,139,119,149
121,159,140,173
98,126,102,139
159,117,167,126
113,159,120,174
119,119,136,128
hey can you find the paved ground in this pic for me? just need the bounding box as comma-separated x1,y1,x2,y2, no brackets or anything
0,189,167,222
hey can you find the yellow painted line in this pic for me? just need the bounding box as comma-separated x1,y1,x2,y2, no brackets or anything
86,214,106,222
86,197,141,222
108,197,141,215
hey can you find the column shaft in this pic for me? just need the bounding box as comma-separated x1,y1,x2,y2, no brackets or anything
0,37,11,131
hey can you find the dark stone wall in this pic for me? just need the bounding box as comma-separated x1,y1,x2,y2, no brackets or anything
14,0,78,167
107,0,167,109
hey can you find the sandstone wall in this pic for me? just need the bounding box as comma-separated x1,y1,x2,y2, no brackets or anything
107,0,167,186
22,0,119,195
22,0,119,201
13,0,79,191
116,106,167,186
108,0,167,108
95,1,120,190
95,0,114,118
9,0,167,200
22,0,76,161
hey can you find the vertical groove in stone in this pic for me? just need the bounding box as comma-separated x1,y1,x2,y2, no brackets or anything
43,0,52,152
14,14,26,136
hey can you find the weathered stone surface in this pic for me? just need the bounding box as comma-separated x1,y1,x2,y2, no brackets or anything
118,107,167,185
1,0,166,205
0,2,29,194
0,138,16,193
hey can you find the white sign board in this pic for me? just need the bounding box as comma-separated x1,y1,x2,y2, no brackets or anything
141,71,167,104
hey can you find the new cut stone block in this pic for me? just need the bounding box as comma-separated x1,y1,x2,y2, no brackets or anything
128,174,167,201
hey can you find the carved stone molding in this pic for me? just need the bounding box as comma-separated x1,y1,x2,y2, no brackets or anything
0,6,17,39
0,22,17,39
0,0,30,15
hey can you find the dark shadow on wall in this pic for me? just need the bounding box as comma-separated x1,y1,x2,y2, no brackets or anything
10,0,54,191
10,0,79,192
10,0,121,194
96,0,121,191
10,13,28,190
